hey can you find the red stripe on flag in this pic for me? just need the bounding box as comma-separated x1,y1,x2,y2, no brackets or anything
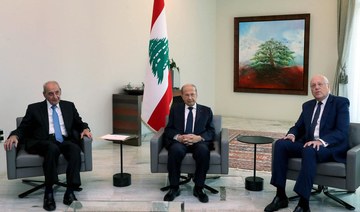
151,0,164,30
148,71,173,131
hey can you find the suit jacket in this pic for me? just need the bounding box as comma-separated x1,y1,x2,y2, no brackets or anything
10,100,90,150
163,103,215,149
288,94,350,163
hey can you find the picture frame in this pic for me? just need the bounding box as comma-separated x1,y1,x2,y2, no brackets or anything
234,14,310,95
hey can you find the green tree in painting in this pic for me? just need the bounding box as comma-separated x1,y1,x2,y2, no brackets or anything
250,38,295,72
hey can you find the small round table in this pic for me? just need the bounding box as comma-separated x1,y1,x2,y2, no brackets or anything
101,134,137,187
113,139,131,187
237,135,274,191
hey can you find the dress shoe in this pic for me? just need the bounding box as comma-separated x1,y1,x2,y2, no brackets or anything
63,191,78,206
43,192,56,211
264,196,288,212
193,187,209,203
163,188,180,201
293,205,311,212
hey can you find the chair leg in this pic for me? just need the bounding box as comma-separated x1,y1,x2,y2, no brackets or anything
322,187,355,210
288,185,323,201
203,175,220,194
206,175,221,180
289,185,356,211
204,184,219,194
160,175,192,191
53,181,83,191
19,181,46,198
18,179,82,198
161,174,219,194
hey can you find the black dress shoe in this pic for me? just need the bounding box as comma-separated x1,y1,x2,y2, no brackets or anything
264,196,288,212
293,205,311,212
63,191,78,206
193,187,209,203
43,192,56,211
163,188,180,201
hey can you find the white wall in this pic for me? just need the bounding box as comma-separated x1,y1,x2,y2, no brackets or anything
0,0,338,141
215,0,338,122
0,0,216,139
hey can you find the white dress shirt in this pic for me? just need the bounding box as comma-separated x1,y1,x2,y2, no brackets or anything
47,101,68,137
185,104,197,133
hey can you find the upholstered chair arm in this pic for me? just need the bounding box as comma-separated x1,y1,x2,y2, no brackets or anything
82,136,93,171
346,144,360,191
150,128,165,173
220,128,229,174
6,143,17,179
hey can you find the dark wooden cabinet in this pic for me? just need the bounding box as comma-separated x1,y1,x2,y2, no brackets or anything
112,94,142,146
112,90,182,146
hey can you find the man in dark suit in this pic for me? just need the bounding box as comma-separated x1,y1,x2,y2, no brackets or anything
264,75,350,212
4,81,92,211
163,84,215,203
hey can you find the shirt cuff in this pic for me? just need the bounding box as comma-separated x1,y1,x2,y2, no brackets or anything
318,138,328,147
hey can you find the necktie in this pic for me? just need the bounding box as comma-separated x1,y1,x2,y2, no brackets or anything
310,101,322,140
185,107,193,134
52,105,63,142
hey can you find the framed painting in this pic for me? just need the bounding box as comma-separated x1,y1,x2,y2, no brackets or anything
234,14,310,95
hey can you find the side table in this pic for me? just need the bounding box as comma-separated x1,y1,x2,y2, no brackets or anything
100,134,137,187
237,135,274,191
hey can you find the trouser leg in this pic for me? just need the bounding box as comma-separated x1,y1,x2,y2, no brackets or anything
294,146,332,200
191,142,210,187
167,142,187,187
26,140,61,187
59,140,82,188
270,139,302,189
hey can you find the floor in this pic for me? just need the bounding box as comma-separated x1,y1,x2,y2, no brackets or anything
0,117,359,212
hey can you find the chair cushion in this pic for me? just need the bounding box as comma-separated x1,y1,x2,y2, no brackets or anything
288,158,346,177
16,148,85,168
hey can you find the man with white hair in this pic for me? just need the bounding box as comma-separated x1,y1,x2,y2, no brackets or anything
264,75,350,212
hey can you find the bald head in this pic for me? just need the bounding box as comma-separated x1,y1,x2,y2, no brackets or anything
310,75,330,101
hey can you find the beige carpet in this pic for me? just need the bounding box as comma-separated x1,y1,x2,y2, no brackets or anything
228,129,284,172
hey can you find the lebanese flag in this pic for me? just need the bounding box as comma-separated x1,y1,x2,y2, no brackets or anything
141,0,173,132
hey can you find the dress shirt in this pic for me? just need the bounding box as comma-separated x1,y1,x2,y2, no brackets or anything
47,101,68,137
173,104,197,141
184,104,196,133
312,95,329,146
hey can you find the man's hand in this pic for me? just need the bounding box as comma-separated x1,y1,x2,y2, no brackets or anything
4,135,19,151
81,128,92,139
178,134,202,146
283,134,295,142
304,140,323,151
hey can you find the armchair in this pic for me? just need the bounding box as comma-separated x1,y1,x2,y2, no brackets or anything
150,115,229,194
274,122,360,210
6,117,93,198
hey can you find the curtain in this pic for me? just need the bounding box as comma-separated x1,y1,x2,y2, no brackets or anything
347,0,360,122
333,0,355,96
